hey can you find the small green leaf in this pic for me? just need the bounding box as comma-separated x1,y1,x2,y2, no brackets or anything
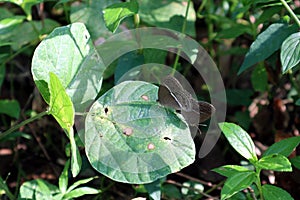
0,131,31,142
67,177,97,193
291,156,300,170
0,99,20,119
262,184,294,200
219,122,257,162
251,65,268,92
18,179,59,200
103,0,139,32
144,179,162,200
138,0,196,36
281,32,300,73
63,187,100,199
239,23,298,74
59,160,70,194
263,136,300,157
296,99,300,106
221,171,256,200
256,154,292,172
69,128,82,177
0,15,25,35
212,165,251,177
49,72,74,132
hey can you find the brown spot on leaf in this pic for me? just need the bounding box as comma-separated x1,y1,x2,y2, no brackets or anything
147,143,155,150
141,95,149,101
123,127,133,136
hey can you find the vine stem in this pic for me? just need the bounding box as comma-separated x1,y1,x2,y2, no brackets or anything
172,0,191,75
280,0,300,27
0,111,49,141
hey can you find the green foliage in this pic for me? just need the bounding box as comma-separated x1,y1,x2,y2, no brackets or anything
103,0,139,32
239,23,298,74
18,160,100,199
217,122,297,200
1,0,300,199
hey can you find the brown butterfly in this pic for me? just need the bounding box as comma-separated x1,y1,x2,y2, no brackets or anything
158,75,215,127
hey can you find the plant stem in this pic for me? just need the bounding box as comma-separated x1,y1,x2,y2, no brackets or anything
280,0,300,27
0,111,48,141
255,169,264,200
0,177,14,200
172,0,191,75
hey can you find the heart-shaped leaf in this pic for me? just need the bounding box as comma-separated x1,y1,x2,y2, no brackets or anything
85,81,195,184
31,23,104,112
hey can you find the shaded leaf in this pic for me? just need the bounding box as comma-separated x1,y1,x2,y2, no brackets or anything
263,136,300,157
281,32,300,73
251,65,268,92
138,0,196,36
70,0,120,41
219,123,257,162
0,99,20,119
144,179,162,200
262,184,294,200
239,23,298,74
291,156,300,170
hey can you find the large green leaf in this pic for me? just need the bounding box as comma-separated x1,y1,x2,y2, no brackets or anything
85,81,195,184
70,0,121,41
31,22,104,112
281,32,300,73
138,0,196,37
218,123,257,162
256,154,292,172
221,171,256,200
239,23,298,74
263,136,300,157
103,0,139,32
262,184,294,200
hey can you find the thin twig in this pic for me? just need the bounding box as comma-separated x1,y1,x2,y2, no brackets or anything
165,179,219,199
176,172,217,187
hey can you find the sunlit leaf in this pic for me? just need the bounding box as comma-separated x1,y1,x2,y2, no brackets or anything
218,122,257,162
257,154,292,172
85,81,195,184
103,0,139,32
281,32,300,73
